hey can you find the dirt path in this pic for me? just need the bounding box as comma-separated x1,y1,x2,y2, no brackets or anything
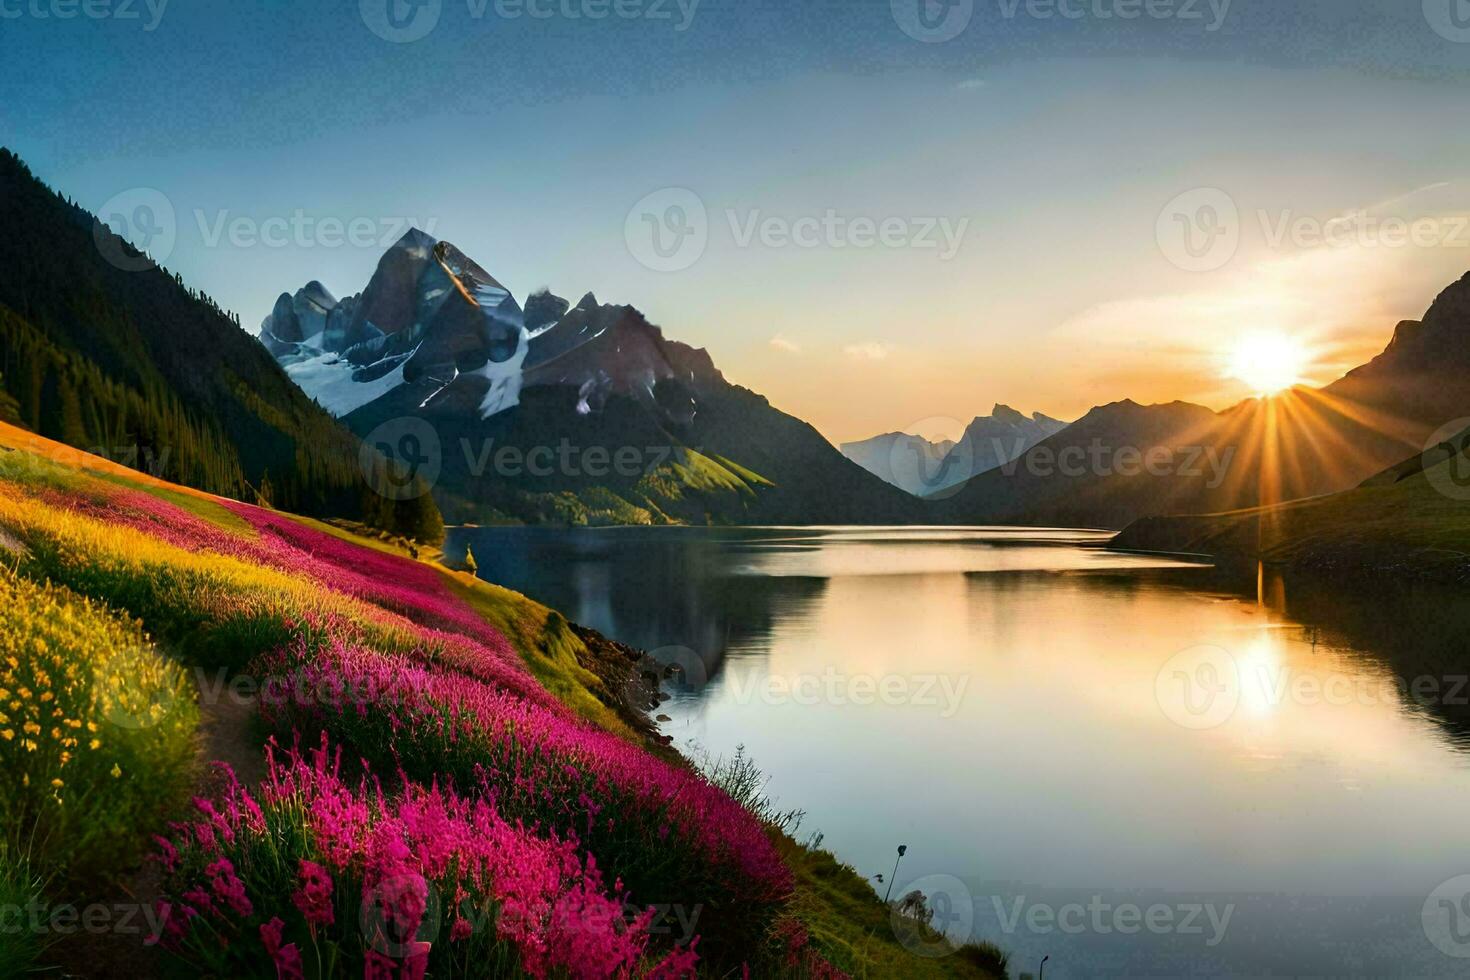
43,673,265,978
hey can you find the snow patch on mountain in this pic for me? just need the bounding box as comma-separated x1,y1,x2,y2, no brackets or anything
285,346,420,417
474,327,532,419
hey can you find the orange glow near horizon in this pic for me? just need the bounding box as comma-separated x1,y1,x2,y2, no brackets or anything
1042,380,1433,531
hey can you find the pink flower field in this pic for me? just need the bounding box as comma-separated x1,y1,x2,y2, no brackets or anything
0,456,844,978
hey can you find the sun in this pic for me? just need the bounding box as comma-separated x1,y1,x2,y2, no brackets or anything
1226,332,1310,396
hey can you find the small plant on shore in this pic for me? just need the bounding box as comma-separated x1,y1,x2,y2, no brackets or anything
698,743,806,836
956,941,1011,975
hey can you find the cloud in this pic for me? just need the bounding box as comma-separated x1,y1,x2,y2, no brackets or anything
769,334,802,353
955,78,987,91
1324,180,1458,232
844,342,891,361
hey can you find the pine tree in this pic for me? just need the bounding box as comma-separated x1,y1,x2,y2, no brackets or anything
257,470,274,508
0,372,22,426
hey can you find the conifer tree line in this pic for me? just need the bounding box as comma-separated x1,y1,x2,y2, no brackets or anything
0,149,443,543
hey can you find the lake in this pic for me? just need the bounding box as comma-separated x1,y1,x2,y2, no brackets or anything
447,525,1470,978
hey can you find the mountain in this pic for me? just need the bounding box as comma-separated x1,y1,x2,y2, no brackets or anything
841,405,1066,498
0,149,442,542
942,405,1068,494
933,398,1222,527
937,273,1470,529
840,432,955,497
260,229,925,526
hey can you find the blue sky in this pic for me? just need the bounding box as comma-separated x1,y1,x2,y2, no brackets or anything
6,0,1470,440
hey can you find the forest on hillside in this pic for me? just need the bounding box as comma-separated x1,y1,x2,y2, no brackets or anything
0,150,442,543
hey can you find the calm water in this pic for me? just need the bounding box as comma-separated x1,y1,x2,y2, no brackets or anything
448,525,1470,978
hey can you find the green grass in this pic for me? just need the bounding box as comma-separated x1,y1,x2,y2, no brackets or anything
0,444,95,497
574,486,659,526
711,452,775,488
291,513,430,557
432,442,778,528
1113,447,1470,581
445,571,636,738
652,448,767,498
0,842,47,980
774,839,1006,978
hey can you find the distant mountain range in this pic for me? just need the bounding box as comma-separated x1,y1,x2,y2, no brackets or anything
12,143,1466,542
0,150,442,542
261,230,924,525
255,215,1470,533
933,275,1470,528
841,405,1066,497
840,432,955,498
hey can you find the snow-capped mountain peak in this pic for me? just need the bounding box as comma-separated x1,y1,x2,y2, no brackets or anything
259,232,722,426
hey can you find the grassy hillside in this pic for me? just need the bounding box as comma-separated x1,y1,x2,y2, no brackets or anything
0,421,1003,978
1111,426,1470,584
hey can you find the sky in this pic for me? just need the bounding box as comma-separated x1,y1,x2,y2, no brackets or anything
5,0,1470,443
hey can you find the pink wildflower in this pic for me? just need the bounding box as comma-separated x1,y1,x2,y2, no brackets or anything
364,951,398,980
205,858,254,917
402,942,431,980
259,917,305,980
153,836,180,873
646,939,701,979
146,900,197,948
292,859,335,928
181,887,215,915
